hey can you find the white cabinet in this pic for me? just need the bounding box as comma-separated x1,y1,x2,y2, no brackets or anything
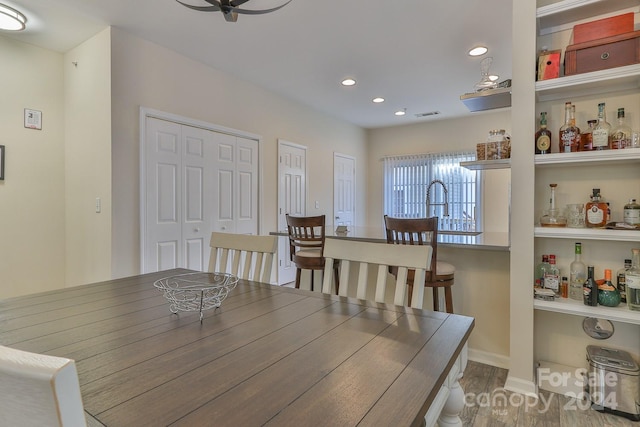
533,0,640,324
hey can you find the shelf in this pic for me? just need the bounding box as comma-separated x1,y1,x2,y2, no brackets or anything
534,297,640,325
460,159,510,170
537,0,640,36
534,147,640,167
534,226,640,241
535,64,640,102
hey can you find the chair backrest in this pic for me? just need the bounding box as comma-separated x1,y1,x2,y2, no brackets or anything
384,215,439,280
0,345,86,427
208,232,278,283
321,238,432,309
286,214,326,257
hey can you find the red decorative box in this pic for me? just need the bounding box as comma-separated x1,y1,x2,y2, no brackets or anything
573,12,634,45
565,31,640,76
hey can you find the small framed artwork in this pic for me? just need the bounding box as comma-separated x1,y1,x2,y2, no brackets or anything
537,50,561,81
0,145,4,180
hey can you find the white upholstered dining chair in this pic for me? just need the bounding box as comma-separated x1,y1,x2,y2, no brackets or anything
0,345,86,427
321,238,433,309
208,232,278,283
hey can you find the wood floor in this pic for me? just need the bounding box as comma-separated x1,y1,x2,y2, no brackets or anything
460,360,638,426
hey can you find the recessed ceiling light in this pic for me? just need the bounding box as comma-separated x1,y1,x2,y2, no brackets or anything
372,97,385,103
341,78,356,86
468,46,488,56
0,3,26,31
489,75,499,81
395,109,406,116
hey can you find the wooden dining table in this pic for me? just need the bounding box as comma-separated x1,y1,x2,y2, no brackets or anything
0,269,474,427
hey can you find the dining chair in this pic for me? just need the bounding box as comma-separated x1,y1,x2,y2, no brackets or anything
321,238,432,309
383,215,456,312
208,232,278,283
0,345,86,427
286,214,339,292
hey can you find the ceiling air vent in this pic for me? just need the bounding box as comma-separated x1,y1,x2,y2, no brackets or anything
415,111,441,118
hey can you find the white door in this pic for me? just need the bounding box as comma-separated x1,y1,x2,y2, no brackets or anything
143,116,259,274
277,140,307,285
334,153,356,227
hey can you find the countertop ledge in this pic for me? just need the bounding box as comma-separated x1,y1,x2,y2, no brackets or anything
271,227,510,252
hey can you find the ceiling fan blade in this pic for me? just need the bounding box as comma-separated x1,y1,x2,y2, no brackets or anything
176,0,221,12
204,0,223,6
229,0,251,6
233,0,292,15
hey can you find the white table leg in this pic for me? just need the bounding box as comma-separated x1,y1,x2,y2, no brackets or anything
437,377,465,427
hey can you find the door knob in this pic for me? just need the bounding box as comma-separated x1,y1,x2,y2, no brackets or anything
194,228,200,232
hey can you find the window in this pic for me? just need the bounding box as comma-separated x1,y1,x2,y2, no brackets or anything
382,151,480,231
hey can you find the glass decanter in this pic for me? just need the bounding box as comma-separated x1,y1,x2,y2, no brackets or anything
540,183,567,227
474,57,498,92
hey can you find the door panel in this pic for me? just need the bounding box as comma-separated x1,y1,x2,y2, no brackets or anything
277,141,306,285
143,115,259,274
334,153,356,227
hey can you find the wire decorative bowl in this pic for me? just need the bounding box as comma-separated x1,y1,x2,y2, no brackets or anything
153,272,239,323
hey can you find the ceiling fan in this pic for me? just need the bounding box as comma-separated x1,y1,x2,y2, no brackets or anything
176,0,292,22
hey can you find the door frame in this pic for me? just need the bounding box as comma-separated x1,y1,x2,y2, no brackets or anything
139,107,264,273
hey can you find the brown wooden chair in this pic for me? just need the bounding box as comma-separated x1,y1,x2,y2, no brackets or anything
286,214,339,292
383,215,455,313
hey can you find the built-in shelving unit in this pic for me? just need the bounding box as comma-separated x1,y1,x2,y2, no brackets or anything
534,297,640,325
460,159,510,170
532,0,640,328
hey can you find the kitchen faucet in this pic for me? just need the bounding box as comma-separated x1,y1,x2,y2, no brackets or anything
426,179,449,217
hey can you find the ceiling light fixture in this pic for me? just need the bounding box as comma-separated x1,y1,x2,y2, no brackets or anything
395,109,406,116
176,0,292,23
341,78,356,86
468,46,488,56
0,3,26,31
372,97,384,103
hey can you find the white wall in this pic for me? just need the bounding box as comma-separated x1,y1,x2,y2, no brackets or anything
366,110,512,365
64,28,112,287
0,36,66,299
109,28,368,278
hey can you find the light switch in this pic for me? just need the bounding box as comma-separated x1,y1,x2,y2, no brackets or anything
315,201,319,209
96,197,101,213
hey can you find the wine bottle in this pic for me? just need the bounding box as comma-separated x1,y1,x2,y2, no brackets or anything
535,112,552,154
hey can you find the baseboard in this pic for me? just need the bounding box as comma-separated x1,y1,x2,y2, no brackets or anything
467,348,510,370
504,374,538,398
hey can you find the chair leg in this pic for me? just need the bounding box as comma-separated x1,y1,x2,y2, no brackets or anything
295,269,301,289
334,267,340,295
444,286,454,314
407,284,414,307
310,270,314,292
432,287,439,312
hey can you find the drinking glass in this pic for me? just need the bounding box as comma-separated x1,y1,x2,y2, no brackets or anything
566,203,585,228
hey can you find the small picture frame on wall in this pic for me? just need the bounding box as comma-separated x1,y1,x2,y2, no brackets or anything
0,145,4,180
537,50,561,81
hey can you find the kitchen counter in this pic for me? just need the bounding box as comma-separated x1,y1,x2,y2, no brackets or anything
271,226,510,251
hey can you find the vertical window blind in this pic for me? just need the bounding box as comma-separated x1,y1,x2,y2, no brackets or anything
382,151,480,231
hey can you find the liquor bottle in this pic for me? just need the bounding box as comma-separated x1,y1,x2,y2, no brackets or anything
544,254,560,297
535,112,552,154
569,242,586,301
592,102,611,150
625,248,640,311
583,265,598,306
617,258,631,304
624,198,640,226
559,102,579,153
561,276,568,298
569,104,580,151
580,119,596,151
610,108,632,149
535,254,550,287
598,269,621,307
585,188,608,228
